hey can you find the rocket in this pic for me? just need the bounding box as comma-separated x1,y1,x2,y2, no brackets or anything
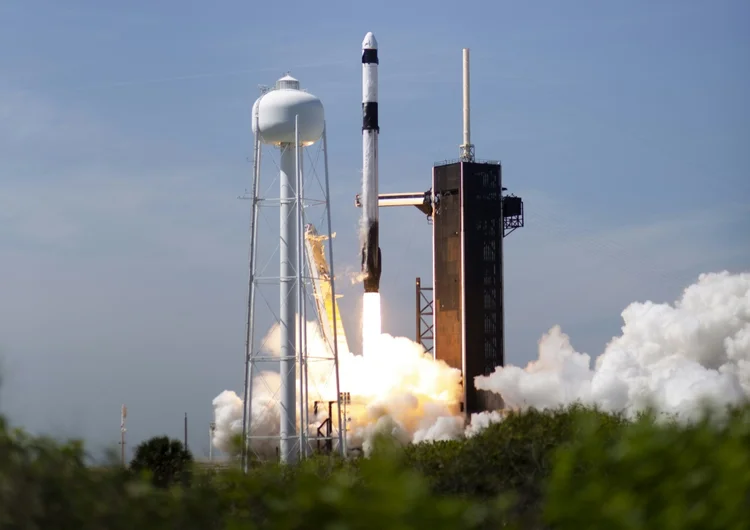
361,31,381,293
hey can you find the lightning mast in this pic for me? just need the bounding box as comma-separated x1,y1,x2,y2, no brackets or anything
120,404,127,467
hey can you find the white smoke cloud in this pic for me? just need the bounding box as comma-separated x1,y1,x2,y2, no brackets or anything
213,271,750,456
464,410,506,438
475,271,750,422
211,319,463,456
211,390,243,452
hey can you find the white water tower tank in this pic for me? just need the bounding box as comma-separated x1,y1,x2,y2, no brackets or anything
252,74,325,146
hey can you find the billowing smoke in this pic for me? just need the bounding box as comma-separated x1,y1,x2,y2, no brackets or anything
474,271,750,426
213,271,750,456
212,318,463,456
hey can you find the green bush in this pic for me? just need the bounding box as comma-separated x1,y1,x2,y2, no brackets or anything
0,417,505,529
405,404,628,521
208,451,507,529
1,404,748,528
544,405,750,530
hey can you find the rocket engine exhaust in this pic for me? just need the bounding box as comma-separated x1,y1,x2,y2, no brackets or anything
361,31,381,293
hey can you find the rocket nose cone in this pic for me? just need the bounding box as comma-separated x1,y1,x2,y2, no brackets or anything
362,32,378,50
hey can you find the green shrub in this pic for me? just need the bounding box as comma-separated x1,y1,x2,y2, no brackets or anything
209,449,507,529
545,405,750,530
1,404,748,529
405,404,628,521
0,417,506,529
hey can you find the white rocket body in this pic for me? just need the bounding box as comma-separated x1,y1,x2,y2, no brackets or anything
361,31,381,293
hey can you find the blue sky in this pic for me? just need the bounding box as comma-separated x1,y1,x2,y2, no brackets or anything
0,0,748,457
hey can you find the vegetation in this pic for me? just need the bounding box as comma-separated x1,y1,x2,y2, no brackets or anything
0,404,748,529
404,405,630,523
544,406,750,530
130,435,193,488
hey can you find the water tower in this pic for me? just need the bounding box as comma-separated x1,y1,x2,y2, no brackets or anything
242,74,344,466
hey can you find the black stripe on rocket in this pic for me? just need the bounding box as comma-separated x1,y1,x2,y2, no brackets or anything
363,102,379,131
362,48,378,64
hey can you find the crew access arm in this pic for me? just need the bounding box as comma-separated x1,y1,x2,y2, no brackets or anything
304,224,350,356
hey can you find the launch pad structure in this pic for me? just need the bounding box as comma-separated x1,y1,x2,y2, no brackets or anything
355,47,525,416
237,37,523,467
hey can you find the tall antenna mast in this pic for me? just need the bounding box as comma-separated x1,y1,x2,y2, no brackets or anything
459,48,475,162
120,404,127,467
209,422,216,461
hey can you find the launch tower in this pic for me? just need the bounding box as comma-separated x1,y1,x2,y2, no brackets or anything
431,159,523,413
429,50,524,414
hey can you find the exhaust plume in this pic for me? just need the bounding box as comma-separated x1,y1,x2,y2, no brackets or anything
213,271,750,456
212,318,463,456
474,271,750,424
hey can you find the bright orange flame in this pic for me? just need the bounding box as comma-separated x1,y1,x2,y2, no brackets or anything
362,292,381,358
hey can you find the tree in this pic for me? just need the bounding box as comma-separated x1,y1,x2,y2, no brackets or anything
129,436,193,488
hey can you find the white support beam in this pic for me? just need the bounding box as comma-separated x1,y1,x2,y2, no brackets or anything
354,192,430,209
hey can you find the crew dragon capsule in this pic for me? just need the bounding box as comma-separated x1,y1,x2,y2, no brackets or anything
361,31,381,293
